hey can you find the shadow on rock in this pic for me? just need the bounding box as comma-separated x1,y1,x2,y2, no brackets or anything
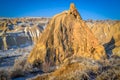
103,37,115,57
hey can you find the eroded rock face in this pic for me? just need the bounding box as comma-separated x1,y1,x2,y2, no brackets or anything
86,20,120,57
0,18,48,50
68,3,82,20
27,4,107,69
0,23,8,50
24,25,43,44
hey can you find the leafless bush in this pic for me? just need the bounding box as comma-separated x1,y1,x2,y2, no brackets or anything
8,68,25,78
32,59,56,72
96,66,120,80
0,70,9,80
28,57,120,80
96,57,120,80
8,55,33,78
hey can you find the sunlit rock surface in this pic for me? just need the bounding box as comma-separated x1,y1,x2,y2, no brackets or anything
27,3,107,72
86,20,120,57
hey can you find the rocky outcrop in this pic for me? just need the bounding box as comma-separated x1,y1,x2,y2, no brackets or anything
27,3,107,70
0,18,48,50
68,3,82,20
86,20,120,57
0,23,8,50
24,25,43,44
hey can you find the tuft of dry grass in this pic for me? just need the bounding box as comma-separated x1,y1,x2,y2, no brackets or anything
96,67,120,80
7,56,27,78
0,54,42,79
96,57,120,80
5,55,33,79
0,70,9,80
8,68,25,78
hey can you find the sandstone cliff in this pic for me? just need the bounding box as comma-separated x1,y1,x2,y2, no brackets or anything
27,3,107,70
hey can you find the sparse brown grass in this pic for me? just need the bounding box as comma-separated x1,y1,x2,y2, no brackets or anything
29,56,120,80
8,68,25,78
0,55,120,80
7,56,27,78
0,55,33,79
96,66,120,80
9,55,34,78
96,57,120,80
0,70,9,80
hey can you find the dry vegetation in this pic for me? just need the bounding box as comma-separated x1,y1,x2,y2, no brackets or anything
0,52,120,80
29,56,120,80
0,55,33,79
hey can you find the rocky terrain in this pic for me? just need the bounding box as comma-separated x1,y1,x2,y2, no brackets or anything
0,17,49,50
86,20,120,57
0,17,49,80
0,3,120,80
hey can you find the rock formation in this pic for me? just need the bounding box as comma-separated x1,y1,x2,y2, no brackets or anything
86,20,120,57
68,3,82,20
24,25,43,44
0,18,47,50
0,23,8,50
27,3,107,69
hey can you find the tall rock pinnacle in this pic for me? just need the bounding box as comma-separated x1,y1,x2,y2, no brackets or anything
68,3,82,20
27,3,107,71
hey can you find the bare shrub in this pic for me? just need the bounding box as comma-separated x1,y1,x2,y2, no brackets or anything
9,68,24,78
0,70,9,80
28,57,120,80
8,55,32,78
96,57,120,80
96,66,120,80
32,59,53,72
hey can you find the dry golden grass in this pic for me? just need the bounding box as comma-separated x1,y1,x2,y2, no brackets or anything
96,57,120,80
29,56,120,80
0,56,32,79
0,70,9,80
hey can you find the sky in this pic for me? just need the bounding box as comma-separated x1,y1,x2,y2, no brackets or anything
0,0,120,20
